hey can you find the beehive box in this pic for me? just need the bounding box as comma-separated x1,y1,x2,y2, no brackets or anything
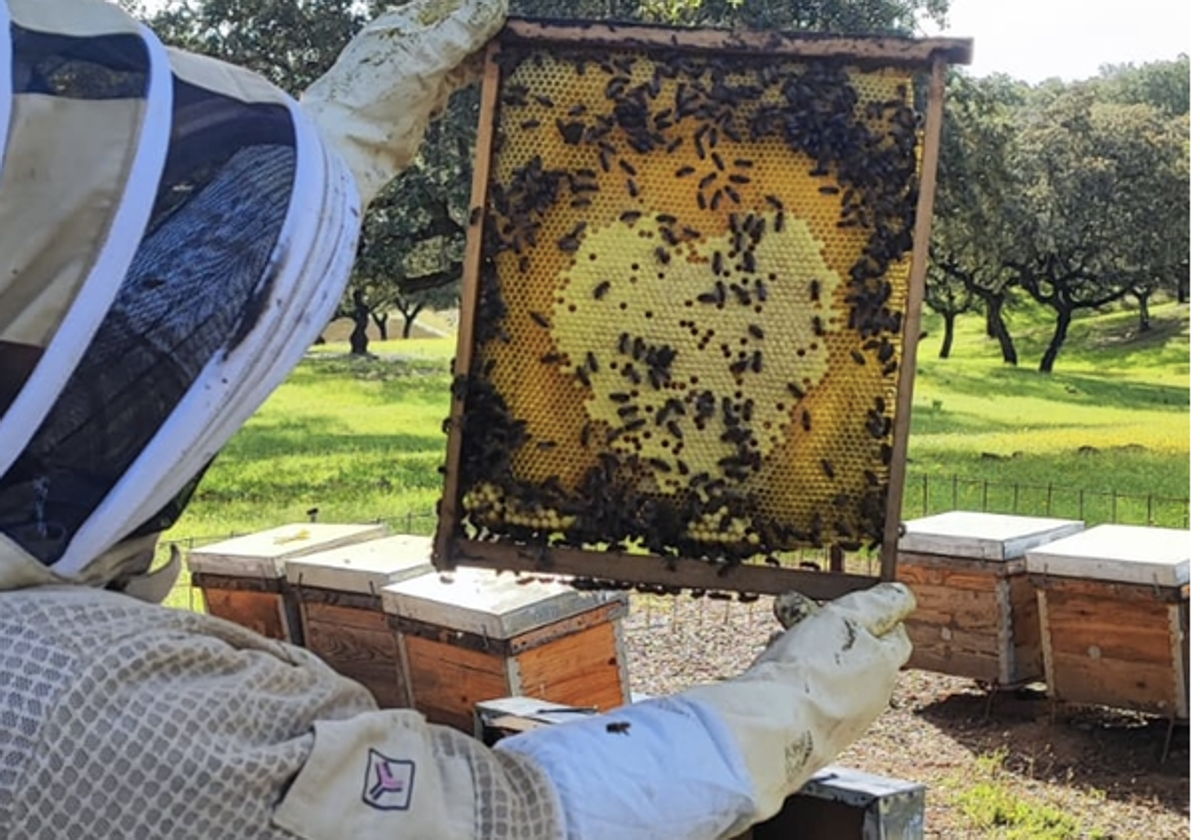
1026,524,1190,719
436,20,971,597
186,522,388,644
896,512,1085,686
285,535,436,707
382,567,630,732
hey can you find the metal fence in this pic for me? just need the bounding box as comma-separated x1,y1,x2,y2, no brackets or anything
162,473,1188,559
161,474,1188,634
903,473,1189,530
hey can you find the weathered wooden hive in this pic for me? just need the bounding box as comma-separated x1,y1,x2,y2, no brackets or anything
1026,524,1189,719
284,534,435,707
186,522,388,644
896,511,1084,687
382,566,630,732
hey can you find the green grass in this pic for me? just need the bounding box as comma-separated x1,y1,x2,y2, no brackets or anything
169,338,457,542
164,302,1190,547
949,751,1111,840
906,301,1189,525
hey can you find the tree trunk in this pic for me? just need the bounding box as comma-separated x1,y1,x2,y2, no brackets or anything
1038,306,1072,373
1136,290,1152,332
1177,265,1189,303
371,311,389,341
938,311,955,359
401,303,425,338
349,290,370,356
983,294,1018,366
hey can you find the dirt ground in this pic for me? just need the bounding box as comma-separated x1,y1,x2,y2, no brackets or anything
622,595,1189,838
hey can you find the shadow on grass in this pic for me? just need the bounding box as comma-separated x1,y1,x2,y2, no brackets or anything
908,404,1018,436
911,683,1189,816
225,419,445,460
917,364,1190,412
192,452,445,506
995,301,1190,371
289,362,454,406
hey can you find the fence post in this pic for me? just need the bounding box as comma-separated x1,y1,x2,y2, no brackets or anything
1078,489,1085,520
1147,494,1153,525
922,474,929,516
406,511,413,533
1012,483,1019,513
1045,483,1053,516
1111,489,1118,522
982,480,989,512
952,474,959,509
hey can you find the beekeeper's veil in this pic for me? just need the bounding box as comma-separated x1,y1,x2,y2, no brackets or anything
0,0,507,594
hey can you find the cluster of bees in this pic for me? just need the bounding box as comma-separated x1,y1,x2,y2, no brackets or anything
449,40,923,575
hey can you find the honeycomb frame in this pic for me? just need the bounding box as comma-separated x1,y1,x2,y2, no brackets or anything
435,19,971,598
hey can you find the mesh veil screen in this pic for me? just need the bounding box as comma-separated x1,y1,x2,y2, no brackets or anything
0,87,297,565
12,26,149,99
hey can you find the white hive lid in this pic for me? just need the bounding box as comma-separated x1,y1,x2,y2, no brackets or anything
284,534,435,595
1024,524,1191,587
382,566,625,639
898,511,1086,562
185,522,389,578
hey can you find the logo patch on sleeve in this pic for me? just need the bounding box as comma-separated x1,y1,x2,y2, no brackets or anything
361,748,416,811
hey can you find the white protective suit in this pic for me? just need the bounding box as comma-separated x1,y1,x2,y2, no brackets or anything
0,0,915,837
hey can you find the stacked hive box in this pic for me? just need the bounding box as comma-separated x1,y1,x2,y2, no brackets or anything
382,567,630,732
186,522,388,645
896,512,1084,686
284,534,435,707
1026,524,1190,719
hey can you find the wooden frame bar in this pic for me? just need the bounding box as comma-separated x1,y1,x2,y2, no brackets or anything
436,21,970,597
435,43,502,570
501,17,972,65
453,538,881,600
881,58,949,582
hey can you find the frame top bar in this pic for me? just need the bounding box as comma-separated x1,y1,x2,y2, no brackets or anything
502,17,973,66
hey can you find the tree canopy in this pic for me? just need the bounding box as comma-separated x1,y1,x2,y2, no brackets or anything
926,56,1189,370
139,1,1189,368
141,0,953,352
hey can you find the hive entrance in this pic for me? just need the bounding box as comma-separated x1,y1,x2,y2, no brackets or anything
437,21,969,597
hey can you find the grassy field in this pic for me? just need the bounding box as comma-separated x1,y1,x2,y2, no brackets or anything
906,301,1190,526
164,300,1190,545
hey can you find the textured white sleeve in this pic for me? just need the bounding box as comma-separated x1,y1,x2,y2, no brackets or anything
497,583,915,840
300,0,508,206
0,586,564,840
496,695,756,840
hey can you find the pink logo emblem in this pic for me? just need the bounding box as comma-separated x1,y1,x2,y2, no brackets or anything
361,749,415,811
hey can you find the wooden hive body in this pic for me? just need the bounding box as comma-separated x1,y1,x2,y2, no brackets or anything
1026,524,1190,718
186,522,388,644
382,567,630,732
896,512,1084,686
284,534,435,707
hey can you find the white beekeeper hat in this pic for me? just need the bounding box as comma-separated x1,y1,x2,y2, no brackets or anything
0,0,506,592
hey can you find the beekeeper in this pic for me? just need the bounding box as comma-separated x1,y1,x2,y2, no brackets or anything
0,0,916,837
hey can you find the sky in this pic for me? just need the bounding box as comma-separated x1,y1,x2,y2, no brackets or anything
923,0,1191,83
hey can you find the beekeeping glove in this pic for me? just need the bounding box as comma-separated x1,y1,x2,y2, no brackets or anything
496,582,914,840
300,0,508,207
